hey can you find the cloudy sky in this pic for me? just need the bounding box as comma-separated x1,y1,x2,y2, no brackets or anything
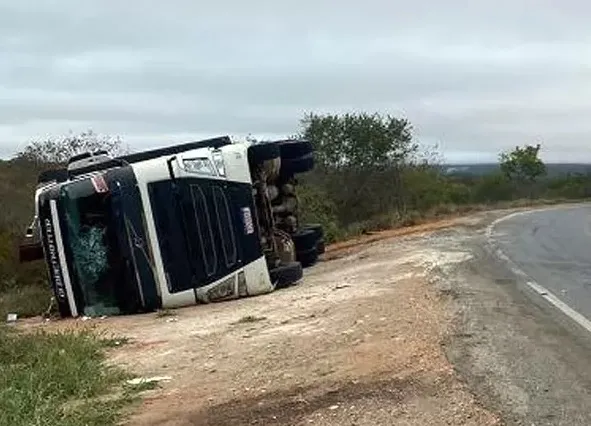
1,1,590,163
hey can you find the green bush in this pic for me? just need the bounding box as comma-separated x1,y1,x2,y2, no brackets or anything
471,173,515,203
543,173,591,200
297,180,341,242
402,166,450,211
445,181,473,205
0,284,52,320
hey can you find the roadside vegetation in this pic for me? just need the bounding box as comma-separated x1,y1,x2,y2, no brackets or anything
0,113,590,425
0,325,142,426
2,115,591,318
296,112,591,242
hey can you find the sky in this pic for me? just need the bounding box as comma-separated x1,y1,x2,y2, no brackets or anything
1,1,591,163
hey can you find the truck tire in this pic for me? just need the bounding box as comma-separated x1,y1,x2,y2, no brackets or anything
291,228,319,252
302,223,324,240
270,261,303,289
280,153,314,177
296,247,319,268
316,239,326,255
278,140,313,159
248,142,280,164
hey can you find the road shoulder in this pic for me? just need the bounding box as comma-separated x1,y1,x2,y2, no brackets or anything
446,223,591,425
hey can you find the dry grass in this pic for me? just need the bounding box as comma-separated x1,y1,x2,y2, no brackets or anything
0,326,141,426
325,198,589,260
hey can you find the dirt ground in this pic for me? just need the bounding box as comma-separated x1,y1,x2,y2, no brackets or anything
25,215,507,426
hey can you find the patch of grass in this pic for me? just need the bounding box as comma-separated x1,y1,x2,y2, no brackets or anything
99,335,131,348
0,326,138,426
0,284,53,320
125,380,161,393
156,309,176,318
235,315,267,324
125,379,161,393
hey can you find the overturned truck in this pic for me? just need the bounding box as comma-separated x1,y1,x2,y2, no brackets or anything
19,137,323,318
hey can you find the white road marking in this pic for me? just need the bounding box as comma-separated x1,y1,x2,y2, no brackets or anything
486,205,591,335
526,281,591,334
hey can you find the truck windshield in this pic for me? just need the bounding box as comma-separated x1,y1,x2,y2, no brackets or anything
59,178,125,316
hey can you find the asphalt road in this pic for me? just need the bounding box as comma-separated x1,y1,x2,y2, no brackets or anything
445,207,591,425
491,205,591,321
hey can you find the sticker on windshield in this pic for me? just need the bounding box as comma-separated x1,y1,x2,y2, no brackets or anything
241,207,254,235
90,175,109,193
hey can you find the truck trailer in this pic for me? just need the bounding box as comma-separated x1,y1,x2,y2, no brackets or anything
19,137,323,318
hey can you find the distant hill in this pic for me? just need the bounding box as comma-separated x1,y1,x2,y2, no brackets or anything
442,163,591,178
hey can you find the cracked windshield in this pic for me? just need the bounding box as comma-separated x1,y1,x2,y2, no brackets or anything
60,179,121,317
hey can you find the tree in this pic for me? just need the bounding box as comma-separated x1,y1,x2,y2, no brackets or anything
300,112,418,170
16,130,128,166
298,112,420,224
499,143,546,199
499,143,546,184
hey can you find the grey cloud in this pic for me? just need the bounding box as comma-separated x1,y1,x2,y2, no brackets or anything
2,0,591,162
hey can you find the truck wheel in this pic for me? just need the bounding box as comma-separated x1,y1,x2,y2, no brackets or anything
248,142,280,164
316,239,326,255
280,153,314,177
296,247,319,268
292,228,319,252
278,140,313,159
302,223,324,240
270,261,303,289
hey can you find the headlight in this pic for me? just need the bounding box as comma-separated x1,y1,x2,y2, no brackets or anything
182,158,216,176
211,150,226,177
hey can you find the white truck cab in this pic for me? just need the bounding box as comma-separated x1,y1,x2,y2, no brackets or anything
19,136,324,317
